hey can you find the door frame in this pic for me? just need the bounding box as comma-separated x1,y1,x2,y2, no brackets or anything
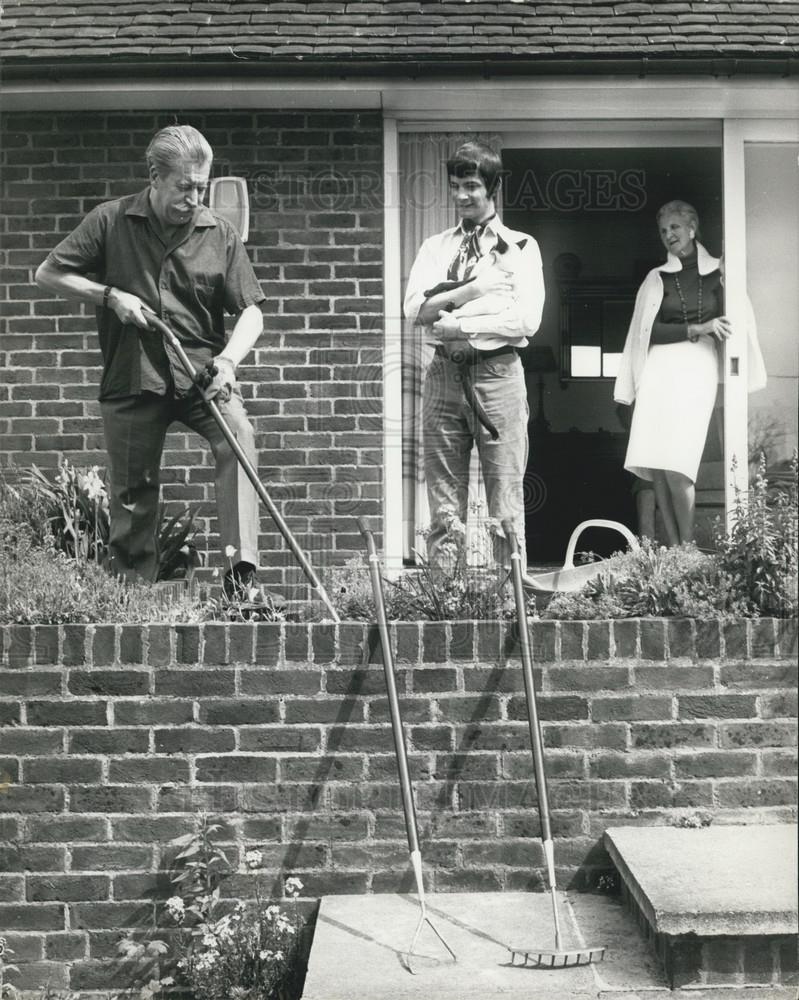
721,117,799,528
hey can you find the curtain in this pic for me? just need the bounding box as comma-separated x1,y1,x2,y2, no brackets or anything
399,131,503,563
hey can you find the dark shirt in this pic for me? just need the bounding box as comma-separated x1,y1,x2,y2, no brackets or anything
46,188,266,400
650,252,722,345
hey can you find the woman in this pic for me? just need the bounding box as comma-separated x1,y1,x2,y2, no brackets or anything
614,200,766,545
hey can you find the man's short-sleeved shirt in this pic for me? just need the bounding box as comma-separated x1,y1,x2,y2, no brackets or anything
46,187,266,400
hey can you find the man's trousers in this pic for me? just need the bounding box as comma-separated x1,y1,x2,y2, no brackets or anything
100,388,259,582
422,349,529,566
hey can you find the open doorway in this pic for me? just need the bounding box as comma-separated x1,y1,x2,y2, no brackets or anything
502,146,723,561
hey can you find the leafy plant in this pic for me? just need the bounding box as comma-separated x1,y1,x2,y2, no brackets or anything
546,540,739,620
115,817,306,1000
544,458,797,621
156,501,202,581
328,506,514,621
714,452,798,618
0,937,20,1000
9,462,200,581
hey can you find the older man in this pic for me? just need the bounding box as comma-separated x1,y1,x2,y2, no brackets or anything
35,124,264,596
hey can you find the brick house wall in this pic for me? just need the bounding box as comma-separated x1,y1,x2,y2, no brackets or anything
0,109,384,595
0,617,796,991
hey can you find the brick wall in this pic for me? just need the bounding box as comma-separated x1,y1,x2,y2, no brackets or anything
0,109,384,594
0,617,796,991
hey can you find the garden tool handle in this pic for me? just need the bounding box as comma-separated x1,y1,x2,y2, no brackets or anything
358,518,421,858
501,519,555,848
145,312,341,622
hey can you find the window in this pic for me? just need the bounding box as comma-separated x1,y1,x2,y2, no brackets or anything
558,280,638,381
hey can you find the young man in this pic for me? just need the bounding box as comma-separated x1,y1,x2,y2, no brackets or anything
404,140,545,565
35,125,265,597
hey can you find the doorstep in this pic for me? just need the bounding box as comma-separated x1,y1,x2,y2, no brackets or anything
302,890,796,1000
604,824,798,988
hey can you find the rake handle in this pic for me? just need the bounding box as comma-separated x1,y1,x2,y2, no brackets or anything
358,518,420,858
146,312,340,622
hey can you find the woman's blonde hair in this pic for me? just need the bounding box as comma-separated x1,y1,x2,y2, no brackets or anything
145,125,212,178
656,199,700,236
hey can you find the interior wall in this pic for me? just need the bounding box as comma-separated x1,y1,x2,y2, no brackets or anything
503,147,723,435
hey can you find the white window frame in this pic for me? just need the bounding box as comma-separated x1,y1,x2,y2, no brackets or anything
721,117,799,528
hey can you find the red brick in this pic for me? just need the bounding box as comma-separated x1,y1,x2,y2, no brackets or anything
680,692,759,718
592,696,672,721
40,932,86,963
549,665,630,692
613,619,638,658
721,661,798,688
27,875,110,902
67,669,149,697
0,902,64,930
716,778,797,808
240,667,320,696
238,726,322,753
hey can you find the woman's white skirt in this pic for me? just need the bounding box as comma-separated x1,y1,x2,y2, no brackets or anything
625,338,719,484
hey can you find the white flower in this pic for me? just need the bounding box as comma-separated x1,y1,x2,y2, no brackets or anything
225,544,237,558
83,466,107,502
165,895,185,921
284,876,304,896
244,849,263,869
259,948,274,961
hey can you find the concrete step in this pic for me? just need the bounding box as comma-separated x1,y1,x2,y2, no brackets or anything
302,889,797,1000
604,824,798,989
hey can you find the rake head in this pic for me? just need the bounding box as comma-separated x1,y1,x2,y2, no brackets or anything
508,944,606,969
404,907,457,975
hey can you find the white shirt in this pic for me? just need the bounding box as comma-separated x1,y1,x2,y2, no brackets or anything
403,216,545,351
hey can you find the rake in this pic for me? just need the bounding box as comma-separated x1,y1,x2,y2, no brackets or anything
358,518,457,974
145,313,340,622
501,519,606,970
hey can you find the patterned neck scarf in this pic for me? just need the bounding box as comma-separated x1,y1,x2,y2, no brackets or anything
447,215,496,282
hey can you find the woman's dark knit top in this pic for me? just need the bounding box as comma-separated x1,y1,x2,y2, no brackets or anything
650,250,723,345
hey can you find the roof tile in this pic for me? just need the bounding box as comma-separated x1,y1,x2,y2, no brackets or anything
1,0,796,67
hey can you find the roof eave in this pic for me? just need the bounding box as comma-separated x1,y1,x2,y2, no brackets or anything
1,52,796,84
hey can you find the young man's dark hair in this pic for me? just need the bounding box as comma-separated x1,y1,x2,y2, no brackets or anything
446,140,503,197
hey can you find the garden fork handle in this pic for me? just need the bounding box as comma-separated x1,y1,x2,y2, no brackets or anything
146,313,340,622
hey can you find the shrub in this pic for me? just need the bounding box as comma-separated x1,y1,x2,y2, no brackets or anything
542,540,745,620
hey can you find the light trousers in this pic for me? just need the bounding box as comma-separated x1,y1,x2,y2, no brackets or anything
422,350,529,566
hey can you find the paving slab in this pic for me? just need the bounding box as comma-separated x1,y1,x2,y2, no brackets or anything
604,824,798,936
302,889,798,1000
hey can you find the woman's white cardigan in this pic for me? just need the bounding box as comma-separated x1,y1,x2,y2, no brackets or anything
613,242,767,405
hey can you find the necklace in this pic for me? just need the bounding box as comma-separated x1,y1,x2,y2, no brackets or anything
673,269,702,325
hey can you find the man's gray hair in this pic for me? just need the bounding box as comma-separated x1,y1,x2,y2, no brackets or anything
145,125,213,177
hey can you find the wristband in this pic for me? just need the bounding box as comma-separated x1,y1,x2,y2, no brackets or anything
102,285,113,310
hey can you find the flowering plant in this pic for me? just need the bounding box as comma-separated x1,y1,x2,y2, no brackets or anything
115,817,306,1000
15,461,200,580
